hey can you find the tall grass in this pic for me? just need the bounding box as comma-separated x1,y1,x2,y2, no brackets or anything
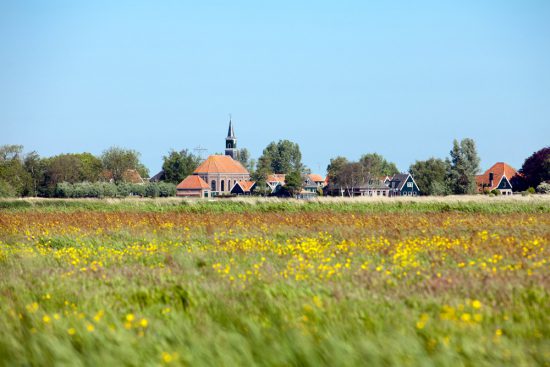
1,196,549,214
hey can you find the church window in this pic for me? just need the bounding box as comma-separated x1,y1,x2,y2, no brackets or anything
221,180,225,192
211,180,216,191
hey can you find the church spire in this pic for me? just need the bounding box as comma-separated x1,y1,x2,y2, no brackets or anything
227,116,235,138
225,117,238,159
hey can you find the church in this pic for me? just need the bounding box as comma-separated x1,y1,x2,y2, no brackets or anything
176,120,251,197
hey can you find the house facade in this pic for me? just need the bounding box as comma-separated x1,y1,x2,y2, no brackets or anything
388,173,420,196
176,175,210,197
476,162,516,195
303,174,326,193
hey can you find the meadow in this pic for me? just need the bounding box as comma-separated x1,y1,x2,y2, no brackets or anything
0,198,549,366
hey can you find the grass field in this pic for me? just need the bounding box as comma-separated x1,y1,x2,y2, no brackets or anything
1,198,549,366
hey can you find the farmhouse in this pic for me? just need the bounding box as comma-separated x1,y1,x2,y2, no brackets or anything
476,162,516,195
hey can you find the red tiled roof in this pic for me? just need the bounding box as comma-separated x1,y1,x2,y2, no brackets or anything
308,174,324,182
194,155,248,174
177,175,209,190
237,181,256,192
476,162,517,190
267,174,286,182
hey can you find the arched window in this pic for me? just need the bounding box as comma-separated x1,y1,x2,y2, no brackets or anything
221,180,225,192
211,180,216,191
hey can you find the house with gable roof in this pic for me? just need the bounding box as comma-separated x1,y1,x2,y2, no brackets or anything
387,173,420,197
230,181,256,195
176,175,210,197
476,162,516,195
303,174,326,193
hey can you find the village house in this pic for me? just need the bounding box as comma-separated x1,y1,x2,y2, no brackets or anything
266,174,286,194
176,175,210,197
230,181,256,195
357,179,391,197
303,174,326,193
387,173,421,196
476,162,516,195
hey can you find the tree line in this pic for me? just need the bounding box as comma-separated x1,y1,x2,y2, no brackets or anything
1,140,548,198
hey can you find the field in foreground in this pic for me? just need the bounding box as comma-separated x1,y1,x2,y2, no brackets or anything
0,200,549,366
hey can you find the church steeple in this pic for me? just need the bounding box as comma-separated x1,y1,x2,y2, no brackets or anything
225,117,238,159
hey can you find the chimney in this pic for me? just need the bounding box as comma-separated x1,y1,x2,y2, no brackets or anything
489,172,494,187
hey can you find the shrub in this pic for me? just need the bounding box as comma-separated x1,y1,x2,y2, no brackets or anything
527,187,536,194
129,184,145,197
55,182,75,198
158,182,176,197
490,189,501,196
536,182,550,194
144,183,160,198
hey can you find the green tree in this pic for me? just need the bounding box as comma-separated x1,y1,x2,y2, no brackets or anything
448,138,480,194
78,153,103,182
101,147,146,184
237,148,255,173
42,153,103,193
161,149,202,184
326,156,349,183
359,153,399,177
283,170,303,197
409,158,451,196
0,145,31,196
257,140,305,174
23,152,46,196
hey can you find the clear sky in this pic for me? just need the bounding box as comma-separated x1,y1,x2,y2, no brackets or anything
1,0,549,176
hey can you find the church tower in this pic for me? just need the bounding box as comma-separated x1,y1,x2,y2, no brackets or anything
225,118,238,159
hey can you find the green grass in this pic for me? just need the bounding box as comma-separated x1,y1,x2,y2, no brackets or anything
1,196,549,214
0,205,548,366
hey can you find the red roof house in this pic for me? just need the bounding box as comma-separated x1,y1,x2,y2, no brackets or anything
476,162,517,195
176,175,210,197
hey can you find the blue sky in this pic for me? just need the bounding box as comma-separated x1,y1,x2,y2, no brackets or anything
1,0,549,175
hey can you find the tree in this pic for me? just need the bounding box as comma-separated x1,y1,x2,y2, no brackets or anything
283,170,303,197
237,148,255,173
23,152,46,196
101,147,145,184
409,158,451,196
161,149,201,184
338,162,365,197
326,156,349,183
42,153,103,192
448,138,480,194
0,145,31,196
257,140,305,174
518,147,550,189
359,153,399,177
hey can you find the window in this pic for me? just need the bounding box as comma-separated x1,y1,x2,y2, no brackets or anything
221,180,225,192
211,180,216,191
407,182,413,188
